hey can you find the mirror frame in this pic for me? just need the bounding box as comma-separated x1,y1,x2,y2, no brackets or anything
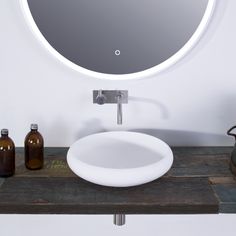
20,0,216,80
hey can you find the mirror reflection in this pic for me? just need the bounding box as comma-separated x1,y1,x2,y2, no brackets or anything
27,0,210,75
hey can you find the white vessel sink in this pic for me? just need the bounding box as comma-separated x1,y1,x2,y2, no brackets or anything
67,131,173,187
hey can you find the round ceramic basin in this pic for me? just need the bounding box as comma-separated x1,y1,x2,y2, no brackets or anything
67,131,173,187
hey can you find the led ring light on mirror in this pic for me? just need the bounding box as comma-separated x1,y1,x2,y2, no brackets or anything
20,0,216,80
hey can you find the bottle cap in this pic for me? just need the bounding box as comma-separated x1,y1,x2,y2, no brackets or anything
1,129,9,136
31,124,38,131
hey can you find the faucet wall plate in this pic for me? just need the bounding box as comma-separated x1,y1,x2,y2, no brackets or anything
93,90,128,104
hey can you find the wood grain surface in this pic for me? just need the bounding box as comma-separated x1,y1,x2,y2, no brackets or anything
0,147,235,214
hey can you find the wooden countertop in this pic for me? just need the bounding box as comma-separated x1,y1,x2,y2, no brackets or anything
0,147,235,214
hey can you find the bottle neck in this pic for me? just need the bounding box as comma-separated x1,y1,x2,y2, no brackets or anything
31,129,38,132
1,134,8,138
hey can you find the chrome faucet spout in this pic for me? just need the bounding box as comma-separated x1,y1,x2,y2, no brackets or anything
116,92,123,125
93,90,128,125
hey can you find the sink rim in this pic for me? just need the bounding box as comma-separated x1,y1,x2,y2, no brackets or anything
67,131,173,187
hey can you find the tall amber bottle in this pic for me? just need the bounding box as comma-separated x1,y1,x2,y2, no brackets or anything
25,124,44,170
0,129,15,177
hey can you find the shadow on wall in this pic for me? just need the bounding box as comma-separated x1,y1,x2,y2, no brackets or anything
129,128,232,146
74,118,106,140
43,118,71,146
74,125,232,146
129,96,169,119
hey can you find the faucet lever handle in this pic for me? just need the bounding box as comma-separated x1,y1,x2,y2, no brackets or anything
96,90,106,105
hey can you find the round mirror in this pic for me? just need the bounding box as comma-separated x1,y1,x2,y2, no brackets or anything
20,0,215,80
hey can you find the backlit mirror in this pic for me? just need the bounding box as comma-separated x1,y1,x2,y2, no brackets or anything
20,0,215,79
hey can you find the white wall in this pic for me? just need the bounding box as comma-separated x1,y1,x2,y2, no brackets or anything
0,214,235,236
0,1,236,236
1,0,236,147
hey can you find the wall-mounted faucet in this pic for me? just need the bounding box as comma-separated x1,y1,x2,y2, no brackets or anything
116,91,123,125
93,90,128,125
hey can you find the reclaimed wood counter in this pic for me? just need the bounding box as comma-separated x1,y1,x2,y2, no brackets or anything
0,147,235,214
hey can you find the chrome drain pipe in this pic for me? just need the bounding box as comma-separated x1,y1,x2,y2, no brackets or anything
113,214,126,226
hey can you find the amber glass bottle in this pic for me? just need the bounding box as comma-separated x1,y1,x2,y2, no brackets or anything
0,129,15,177
25,124,44,170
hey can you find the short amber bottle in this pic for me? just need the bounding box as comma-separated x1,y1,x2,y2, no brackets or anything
0,129,15,177
25,124,44,170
